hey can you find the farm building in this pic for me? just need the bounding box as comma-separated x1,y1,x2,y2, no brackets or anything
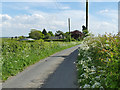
70,30,83,39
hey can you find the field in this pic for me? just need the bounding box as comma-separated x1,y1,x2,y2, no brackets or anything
77,34,120,88
1,38,80,81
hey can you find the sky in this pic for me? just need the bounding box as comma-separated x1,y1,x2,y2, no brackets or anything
0,1,119,37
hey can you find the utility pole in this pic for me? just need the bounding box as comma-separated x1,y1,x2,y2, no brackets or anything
68,18,71,42
86,0,88,30
118,1,120,34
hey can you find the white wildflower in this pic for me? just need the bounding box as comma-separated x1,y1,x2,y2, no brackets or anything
100,86,104,88
80,73,85,77
83,65,88,69
106,40,109,42
79,86,82,88
97,66,101,69
81,73,88,78
14,61,17,63
92,82,101,88
26,55,29,57
100,70,105,73
90,81,92,83
78,53,80,56
95,75,101,79
84,68,90,73
78,79,81,83
91,66,96,72
89,72,96,75
87,57,92,61
83,84,90,88
106,44,109,47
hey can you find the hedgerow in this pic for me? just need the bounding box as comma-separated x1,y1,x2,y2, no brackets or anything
1,39,80,81
77,34,120,88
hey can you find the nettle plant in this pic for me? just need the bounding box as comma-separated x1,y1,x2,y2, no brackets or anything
77,33,120,88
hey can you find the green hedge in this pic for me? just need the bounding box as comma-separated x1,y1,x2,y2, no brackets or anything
44,39,66,42
1,39,80,81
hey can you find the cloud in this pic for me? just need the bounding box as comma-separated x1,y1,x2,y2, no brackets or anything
2,10,85,37
98,9,118,23
1,8,118,37
89,11,118,35
59,6,70,10
90,21,117,35
99,9,117,17
0,14,12,22
99,9,109,14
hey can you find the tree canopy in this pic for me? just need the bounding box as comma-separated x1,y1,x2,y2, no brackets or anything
42,29,47,35
29,29,44,40
82,25,89,37
55,30,64,36
48,31,54,36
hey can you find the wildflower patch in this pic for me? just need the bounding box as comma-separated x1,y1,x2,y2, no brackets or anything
77,34,120,88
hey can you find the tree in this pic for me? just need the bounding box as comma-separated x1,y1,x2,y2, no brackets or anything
44,33,51,39
18,36,25,40
15,36,17,39
42,29,47,35
82,25,89,37
64,32,69,37
11,37,13,40
82,29,89,37
31,29,37,32
29,29,44,40
48,31,54,36
55,30,64,37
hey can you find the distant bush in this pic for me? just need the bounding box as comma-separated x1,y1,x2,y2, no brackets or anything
71,38,76,41
36,39,44,43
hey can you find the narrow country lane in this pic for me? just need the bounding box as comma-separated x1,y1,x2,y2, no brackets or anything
2,45,80,88
42,48,78,88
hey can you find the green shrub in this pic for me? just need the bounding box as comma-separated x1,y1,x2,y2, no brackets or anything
71,38,76,41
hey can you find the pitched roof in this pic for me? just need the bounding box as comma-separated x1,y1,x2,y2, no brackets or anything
71,30,82,34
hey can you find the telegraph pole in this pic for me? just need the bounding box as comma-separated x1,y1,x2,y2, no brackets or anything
118,1,120,34
86,0,88,30
68,18,71,42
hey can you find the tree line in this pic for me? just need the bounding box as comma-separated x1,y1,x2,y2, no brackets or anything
29,29,54,40
11,25,89,41
28,29,72,40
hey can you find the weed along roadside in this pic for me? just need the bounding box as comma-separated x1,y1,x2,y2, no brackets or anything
76,34,120,88
2,44,80,88
1,39,81,81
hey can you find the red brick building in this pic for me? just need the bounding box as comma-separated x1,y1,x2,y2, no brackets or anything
70,30,83,39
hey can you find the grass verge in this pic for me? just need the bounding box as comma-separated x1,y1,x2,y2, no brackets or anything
1,39,80,81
